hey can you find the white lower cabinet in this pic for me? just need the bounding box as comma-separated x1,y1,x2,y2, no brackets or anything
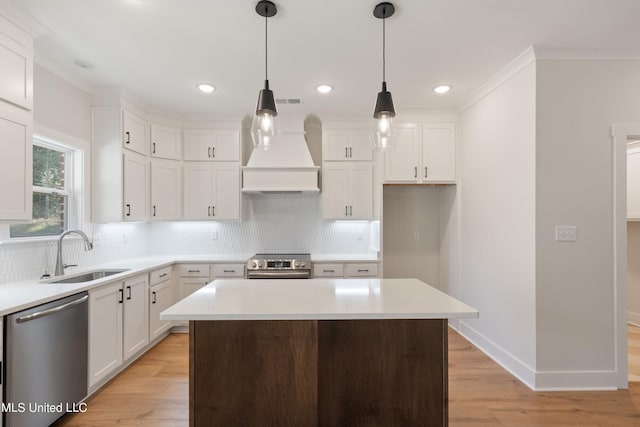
313,262,379,278
88,274,149,388
149,266,175,341
89,281,123,388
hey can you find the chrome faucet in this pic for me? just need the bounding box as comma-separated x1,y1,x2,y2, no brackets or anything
54,230,94,276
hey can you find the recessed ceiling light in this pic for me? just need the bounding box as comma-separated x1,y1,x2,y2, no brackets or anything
433,85,452,94
316,84,333,94
197,83,215,93
72,59,94,69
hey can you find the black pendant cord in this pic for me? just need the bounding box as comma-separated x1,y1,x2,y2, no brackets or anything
382,15,386,84
264,13,268,82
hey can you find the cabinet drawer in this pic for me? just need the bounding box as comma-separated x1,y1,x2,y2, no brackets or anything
313,264,344,277
150,266,172,286
178,264,210,277
345,263,379,277
211,264,244,278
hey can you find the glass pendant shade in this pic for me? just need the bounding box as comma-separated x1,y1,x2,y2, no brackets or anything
251,79,279,149
372,3,396,151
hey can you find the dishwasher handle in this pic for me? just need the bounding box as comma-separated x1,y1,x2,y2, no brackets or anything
16,294,89,324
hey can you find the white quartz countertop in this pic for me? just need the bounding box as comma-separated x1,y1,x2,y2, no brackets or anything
0,254,380,316
160,278,478,321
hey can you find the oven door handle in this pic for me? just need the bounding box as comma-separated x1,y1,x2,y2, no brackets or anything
247,271,311,279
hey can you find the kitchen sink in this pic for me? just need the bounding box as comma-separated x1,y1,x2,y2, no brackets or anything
48,269,130,284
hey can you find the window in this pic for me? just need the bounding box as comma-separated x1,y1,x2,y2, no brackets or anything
10,138,76,238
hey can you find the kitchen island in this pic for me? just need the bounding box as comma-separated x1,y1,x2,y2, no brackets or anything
161,278,478,427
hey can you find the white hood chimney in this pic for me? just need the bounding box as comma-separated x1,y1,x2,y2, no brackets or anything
241,121,320,193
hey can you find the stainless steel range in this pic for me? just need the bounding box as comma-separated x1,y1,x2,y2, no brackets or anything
246,253,312,279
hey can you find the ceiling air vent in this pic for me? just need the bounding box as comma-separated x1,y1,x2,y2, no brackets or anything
276,98,302,105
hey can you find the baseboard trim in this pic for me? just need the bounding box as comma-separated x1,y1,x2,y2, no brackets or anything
457,321,536,390
457,321,620,391
628,311,640,326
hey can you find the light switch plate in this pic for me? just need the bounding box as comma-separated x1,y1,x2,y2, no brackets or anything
555,226,577,242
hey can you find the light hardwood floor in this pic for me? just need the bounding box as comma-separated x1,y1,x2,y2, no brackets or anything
629,324,640,382
55,327,640,426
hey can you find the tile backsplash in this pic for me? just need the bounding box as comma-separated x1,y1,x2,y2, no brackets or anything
0,193,377,285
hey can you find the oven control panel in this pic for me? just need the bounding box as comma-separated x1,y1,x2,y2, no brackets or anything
246,254,311,271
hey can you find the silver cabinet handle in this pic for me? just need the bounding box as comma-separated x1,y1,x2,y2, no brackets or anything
152,291,157,304
350,205,353,216
425,167,428,178
349,147,353,158
16,295,89,323
345,147,348,158
125,131,130,144
208,147,211,158
223,269,235,273
188,270,201,273
345,205,348,216
211,146,215,158
414,166,418,178
208,206,211,217
212,206,215,216
358,269,370,273
323,269,335,273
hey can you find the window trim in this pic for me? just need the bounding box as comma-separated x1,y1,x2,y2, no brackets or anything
8,135,81,241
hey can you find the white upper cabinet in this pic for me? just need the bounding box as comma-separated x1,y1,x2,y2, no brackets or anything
151,158,182,220
150,123,181,160
323,162,373,220
0,16,33,222
0,108,32,221
183,129,240,161
122,109,148,155
0,31,33,110
423,123,456,183
183,163,240,220
323,128,373,161
123,151,150,221
384,122,457,184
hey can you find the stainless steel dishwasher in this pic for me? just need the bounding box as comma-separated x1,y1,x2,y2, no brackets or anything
4,291,88,427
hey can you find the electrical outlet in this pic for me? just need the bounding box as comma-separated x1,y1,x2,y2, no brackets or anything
413,230,420,240
555,226,577,242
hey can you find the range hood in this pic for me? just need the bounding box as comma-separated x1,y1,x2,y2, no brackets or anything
241,124,320,193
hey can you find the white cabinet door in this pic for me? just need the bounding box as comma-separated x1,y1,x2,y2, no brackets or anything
322,163,372,220
184,163,240,220
0,32,33,110
123,274,149,361
122,109,148,155
384,123,421,182
349,163,373,219
151,158,181,220
151,124,181,160
184,129,240,161
89,282,123,387
423,122,456,183
323,129,372,161
212,164,240,220
123,150,150,221
149,279,174,341
322,163,349,219
0,109,32,221
183,163,213,220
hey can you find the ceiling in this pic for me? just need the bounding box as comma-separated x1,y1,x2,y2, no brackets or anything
9,0,640,119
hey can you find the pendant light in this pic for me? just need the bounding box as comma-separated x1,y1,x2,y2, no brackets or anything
372,2,396,151
251,0,280,150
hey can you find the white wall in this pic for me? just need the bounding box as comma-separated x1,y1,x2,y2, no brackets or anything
458,58,537,385
535,59,640,388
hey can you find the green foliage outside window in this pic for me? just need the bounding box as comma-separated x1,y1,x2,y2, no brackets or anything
10,144,69,238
